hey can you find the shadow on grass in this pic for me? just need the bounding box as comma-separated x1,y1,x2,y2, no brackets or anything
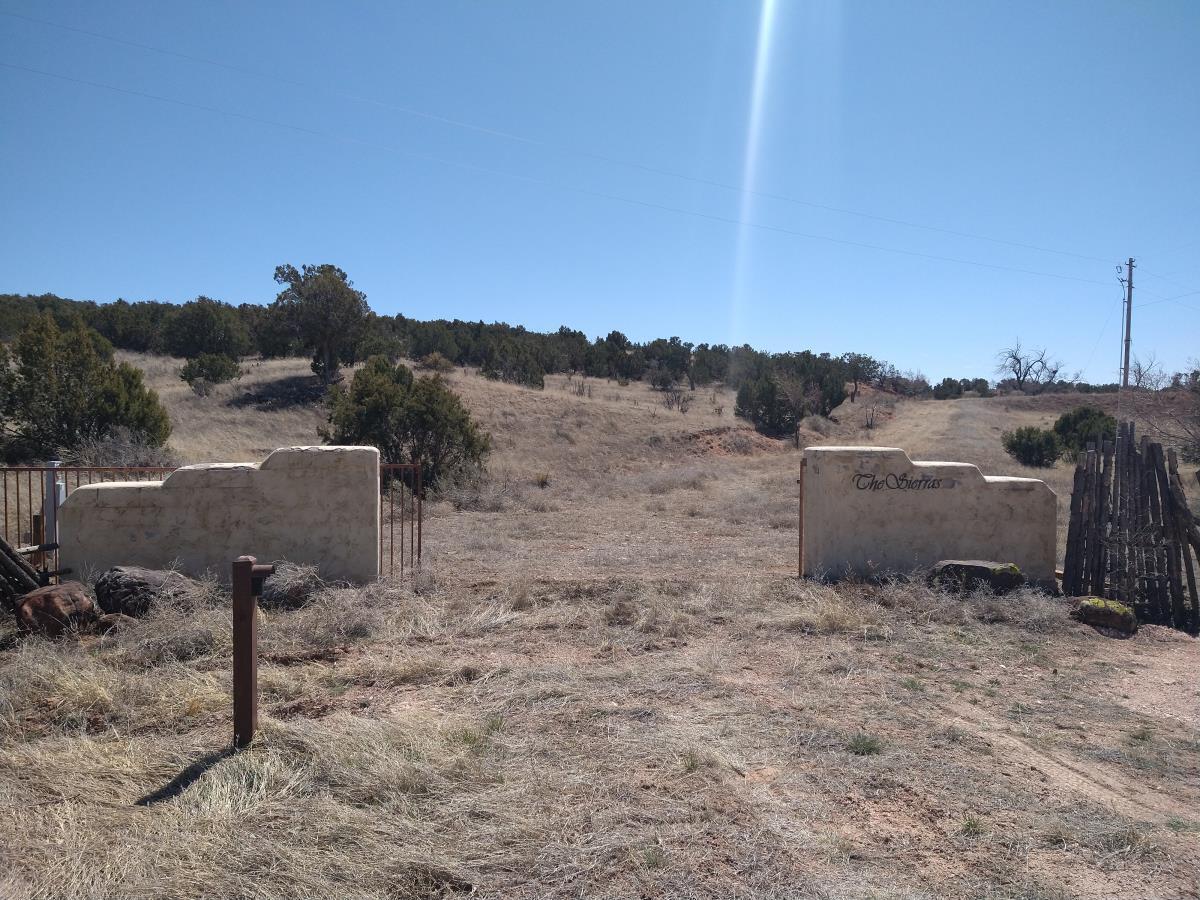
229,374,328,411
134,747,235,806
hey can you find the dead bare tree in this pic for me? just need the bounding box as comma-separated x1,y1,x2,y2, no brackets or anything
1133,360,1200,481
775,376,825,447
1130,353,1167,391
995,341,1062,394
662,389,692,414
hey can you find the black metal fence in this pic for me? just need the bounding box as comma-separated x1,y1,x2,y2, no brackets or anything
379,463,423,577
1,465,173,580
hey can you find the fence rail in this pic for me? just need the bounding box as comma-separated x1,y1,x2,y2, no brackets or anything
1,461,422,582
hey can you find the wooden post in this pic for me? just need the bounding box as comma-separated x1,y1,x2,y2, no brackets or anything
1099,440,1115,596
1123,427,1132,609
1108,424,1118,602
1143,436,1167,624
1063,460,1085,596
232,555,274,749
796,457,807,579
30,514,44,570
1079,447,1095,596
1166,450,1199,634
1151,446,1186,629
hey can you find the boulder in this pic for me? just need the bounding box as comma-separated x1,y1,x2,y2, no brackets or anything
94,566,199,617
928,560,1025,595
95,612,138,634
1071,597,1137,635
16,582,98,636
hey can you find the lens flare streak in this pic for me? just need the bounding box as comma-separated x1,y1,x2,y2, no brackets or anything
730,0,779,343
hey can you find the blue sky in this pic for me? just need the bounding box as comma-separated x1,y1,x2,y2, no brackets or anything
1,0,1197,381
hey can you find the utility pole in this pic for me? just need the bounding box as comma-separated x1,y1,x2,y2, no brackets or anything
1120,257,1135,388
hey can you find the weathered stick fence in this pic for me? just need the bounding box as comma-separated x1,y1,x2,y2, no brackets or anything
0,534,41,613
1062,422,1200,634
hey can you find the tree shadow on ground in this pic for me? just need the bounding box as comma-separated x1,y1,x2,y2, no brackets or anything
134,747,235,806
229,375,328,411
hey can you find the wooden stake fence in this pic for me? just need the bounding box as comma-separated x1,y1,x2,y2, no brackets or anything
1063,422,1200,634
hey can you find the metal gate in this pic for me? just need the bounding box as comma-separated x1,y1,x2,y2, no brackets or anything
380,463,422,577
2,461,422,581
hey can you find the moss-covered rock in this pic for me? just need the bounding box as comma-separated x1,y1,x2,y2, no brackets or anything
928,560,1025,595
1071,597,1137,634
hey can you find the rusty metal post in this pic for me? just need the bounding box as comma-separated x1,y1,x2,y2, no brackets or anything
797,457,807,579
232,555,274,749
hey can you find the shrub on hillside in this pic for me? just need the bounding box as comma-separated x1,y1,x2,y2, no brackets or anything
479,339,545,389
355,330,406,364
735,357,845,438
649,368,676,391
180,353,242,393
59,426,181,468
1001,426,1061,467
0,314,170,461
964,377,993,398
322,355,490,487
1052,406,1116,458
162,296,252,360
417,352,455,373
932,377,963,400
735,378,797,437
662,389,692,413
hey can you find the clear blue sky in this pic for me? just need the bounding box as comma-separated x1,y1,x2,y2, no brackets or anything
1,0,1197,381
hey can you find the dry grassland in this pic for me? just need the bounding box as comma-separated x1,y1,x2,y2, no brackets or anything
3,572,1198,899
128,352,1200,581
1,355,1198,898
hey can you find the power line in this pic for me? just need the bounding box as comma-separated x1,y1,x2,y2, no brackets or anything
0,60,1119,289
1080,295,1122,376
1135,287,1200,311
0,7,1121,268
0,8,536,146
1136,269,1200,294
1161,236,1200,254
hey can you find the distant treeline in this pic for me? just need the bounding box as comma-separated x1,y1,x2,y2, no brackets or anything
0,289,1121,438
0,291,926,394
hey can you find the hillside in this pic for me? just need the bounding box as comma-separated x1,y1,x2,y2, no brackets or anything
1,355,1197,899
128,352,1195,577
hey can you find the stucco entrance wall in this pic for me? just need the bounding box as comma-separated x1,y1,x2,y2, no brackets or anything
802,446,1056,585
59,446,380,583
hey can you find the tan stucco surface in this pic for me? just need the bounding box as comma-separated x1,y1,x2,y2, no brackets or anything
802,446,1056,585
59,446,380,583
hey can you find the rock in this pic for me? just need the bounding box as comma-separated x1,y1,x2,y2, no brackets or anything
1071,597,1137,634
928,560,1026,595
16,582,98,636
94,566,199,617
94,612,138,634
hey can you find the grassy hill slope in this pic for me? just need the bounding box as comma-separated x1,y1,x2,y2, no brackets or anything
131,352,1194,577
